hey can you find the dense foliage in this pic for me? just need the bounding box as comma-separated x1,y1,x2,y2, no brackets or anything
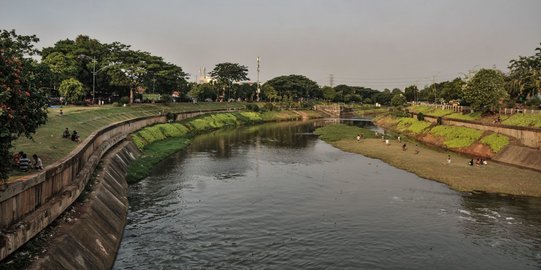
463,69,508,113
0,30,48,181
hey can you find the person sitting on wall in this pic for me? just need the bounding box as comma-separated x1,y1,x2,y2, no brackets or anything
63,128,70,138
12,151,23,168
32,154,43,170
71,130,80,142
19,154,30,172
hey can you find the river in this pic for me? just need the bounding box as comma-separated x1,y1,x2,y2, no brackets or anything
114,120,541,269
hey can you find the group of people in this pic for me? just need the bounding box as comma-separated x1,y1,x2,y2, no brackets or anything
63,128,80,142
469,158,488,167
12,151,43,172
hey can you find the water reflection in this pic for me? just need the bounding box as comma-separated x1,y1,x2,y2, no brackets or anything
116,120,541,269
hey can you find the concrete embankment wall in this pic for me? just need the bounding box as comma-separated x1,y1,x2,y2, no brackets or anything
0,108,235,261
418,114,541,149
29,141,140,270
493,145,541,172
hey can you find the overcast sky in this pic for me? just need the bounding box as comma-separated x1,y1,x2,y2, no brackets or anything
1,0,540,90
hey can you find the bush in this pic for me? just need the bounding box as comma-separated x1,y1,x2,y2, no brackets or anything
245,103,260,112
263,102,276,111
301,100,316,109
239,112,263,121
132,134,147,150
166,112,176,122
417,112,424,121
120,96,130,104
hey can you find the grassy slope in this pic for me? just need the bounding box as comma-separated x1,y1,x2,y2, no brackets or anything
315,124,541,197
9,103,243,179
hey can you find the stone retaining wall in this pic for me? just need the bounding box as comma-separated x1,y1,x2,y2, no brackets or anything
28,141,140,270
0,108,235,261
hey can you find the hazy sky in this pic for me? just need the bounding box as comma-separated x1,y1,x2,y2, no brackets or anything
2,0,540,90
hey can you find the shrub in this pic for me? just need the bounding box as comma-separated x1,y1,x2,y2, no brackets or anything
480,133,509,153
119,96,130,104
157,124,183,137
240,112,263,121
132,134,147,150
263,102,276,111
417,112,424,121
245,103,260,112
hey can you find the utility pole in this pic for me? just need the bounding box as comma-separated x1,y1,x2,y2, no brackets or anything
433,75,437,104
329,74,334,87
256,57,260,101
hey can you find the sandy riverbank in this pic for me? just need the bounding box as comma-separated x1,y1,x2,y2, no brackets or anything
315,125,541,197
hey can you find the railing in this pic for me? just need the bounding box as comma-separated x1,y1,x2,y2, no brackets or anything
500,108,541,115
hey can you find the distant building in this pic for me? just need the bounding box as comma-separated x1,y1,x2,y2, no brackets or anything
197,67,214,84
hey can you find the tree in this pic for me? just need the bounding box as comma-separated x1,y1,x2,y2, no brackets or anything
391,93,407,107
58,78,85,103
209,63,249,101
264,75,320,101
321,86,336,101
188,83,217,101
508,43,541,101
42,52,78,88
261,84,278,102
463,69,508,113
0,29,48,182
404,85,418,102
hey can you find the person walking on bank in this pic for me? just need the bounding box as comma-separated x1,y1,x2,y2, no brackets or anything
447,155,451,164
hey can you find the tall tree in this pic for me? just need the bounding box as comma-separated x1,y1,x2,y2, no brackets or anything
404,85,418,102
0,29,48,182
321,86,336,102
209,63,249,101
58,78,85,103
264,75,320,101
463,69,508,112
507,43,541,101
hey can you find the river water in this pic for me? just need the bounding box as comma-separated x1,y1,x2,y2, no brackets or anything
114,121,541,269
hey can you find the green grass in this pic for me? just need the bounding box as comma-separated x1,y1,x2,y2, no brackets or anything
501,113,541,128
429,125,483,148
260,111,300,121
446,112,482,121
314,124,375,142
409,105,453,117
395,118,432,134
11,103,243,170
126,137,191,183
480,133,510,153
